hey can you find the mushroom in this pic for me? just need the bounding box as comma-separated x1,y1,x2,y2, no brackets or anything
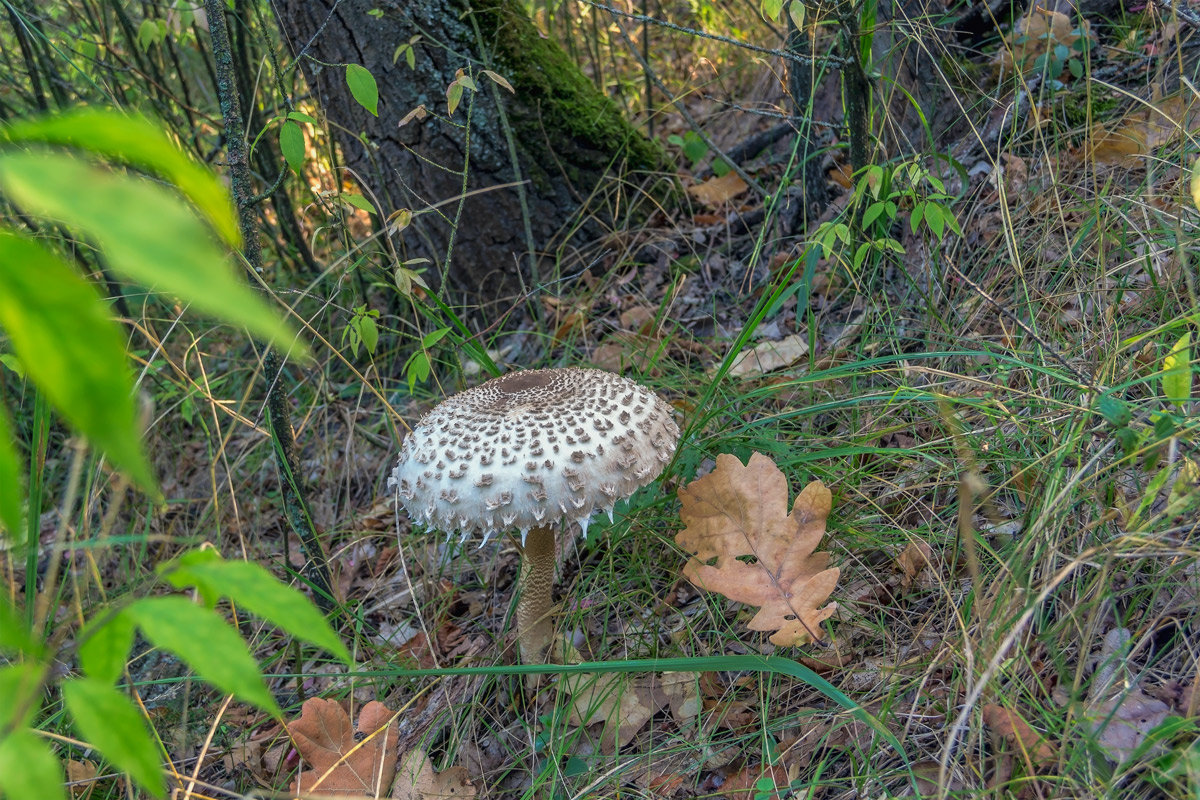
388,367,680,664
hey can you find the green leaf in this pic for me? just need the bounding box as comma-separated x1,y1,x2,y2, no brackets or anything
125,596,281,715
358,314,379,355
0,596,38,657
761,0,784,21
910,200,925,234
0,151,305,360
62,678,166,796
0,108,239,245
0,232,156,495
1095,394,1132,428
925,203,945,239
286,111,318,124
0,354,24,378
0,729,67,800
79,609,136,683
1163,332,1192,406
342,193,376,213
0,663,43,729
279,121,305,176
0,403,24,540
162,552,352,665
346,64,379,116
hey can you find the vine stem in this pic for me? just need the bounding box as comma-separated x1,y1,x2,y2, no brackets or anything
202,0,334,612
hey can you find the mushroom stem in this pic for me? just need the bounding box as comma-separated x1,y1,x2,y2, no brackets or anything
515,524,556,664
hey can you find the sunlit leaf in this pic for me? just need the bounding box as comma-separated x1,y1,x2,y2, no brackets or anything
62,678,165,796
346,64,379,116
163,550,352,665
0,730,67,800
1163,332,1192,406
126,596,280,715
0,232,156,495
1191,158,1200,212
0,151,305,359
0,108,240,245
342,193,376,213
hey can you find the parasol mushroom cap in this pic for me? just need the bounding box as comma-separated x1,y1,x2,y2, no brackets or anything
388,367,680,543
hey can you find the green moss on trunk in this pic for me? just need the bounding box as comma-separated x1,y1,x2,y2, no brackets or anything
471,0,663,191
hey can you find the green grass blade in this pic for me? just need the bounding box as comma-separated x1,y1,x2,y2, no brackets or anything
0,403,23,541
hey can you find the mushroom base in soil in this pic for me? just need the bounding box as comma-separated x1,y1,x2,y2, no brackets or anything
389,368,680,664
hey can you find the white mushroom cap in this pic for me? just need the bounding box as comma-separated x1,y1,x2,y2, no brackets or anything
389,368,680,543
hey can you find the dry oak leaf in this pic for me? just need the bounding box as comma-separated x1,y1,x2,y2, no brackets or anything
288,698,398,797
676,452,839,645
981,704,1056,768
392,749,476,800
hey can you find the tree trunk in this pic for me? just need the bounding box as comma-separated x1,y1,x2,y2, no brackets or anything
274,0,662,306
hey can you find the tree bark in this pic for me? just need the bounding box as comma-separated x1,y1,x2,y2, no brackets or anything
274,0,663,306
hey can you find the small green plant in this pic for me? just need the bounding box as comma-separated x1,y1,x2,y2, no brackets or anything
813,157,962,270
342,304,381,358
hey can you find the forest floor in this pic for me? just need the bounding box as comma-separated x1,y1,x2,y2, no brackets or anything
7,2,1200,799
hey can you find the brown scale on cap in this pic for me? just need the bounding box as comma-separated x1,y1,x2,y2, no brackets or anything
389,367,680,544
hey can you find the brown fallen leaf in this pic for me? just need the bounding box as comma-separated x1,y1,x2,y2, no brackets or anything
896,540,934,589
981,704,1056,768
1086,690,1171,764
288,698,398,796
724,333,811,378
676,452,840,645
687,172,749,207
392,749,476,800
716,763,791,800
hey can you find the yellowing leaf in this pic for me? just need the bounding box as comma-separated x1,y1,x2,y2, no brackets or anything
1190,158,1200,211
1163,331,1192,406
675,452,839,645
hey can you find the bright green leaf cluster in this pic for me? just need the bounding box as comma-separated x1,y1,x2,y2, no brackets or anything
0,548,350,799
0,108,306,507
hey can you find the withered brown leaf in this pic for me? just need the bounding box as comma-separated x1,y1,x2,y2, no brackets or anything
676,452,839,645
981,704,1056,768
288,698,398,796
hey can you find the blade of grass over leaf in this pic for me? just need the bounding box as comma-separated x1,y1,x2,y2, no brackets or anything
0,151,305,359
62,678,166,796
125,596,281,716
0,232,156,495
0,108,241,245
